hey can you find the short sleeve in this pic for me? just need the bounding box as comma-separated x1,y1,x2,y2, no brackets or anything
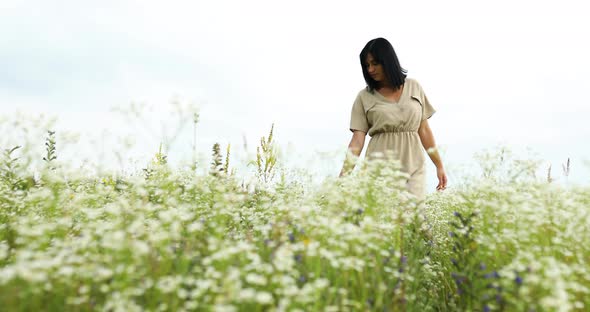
421,93,436,120
349,94,369,133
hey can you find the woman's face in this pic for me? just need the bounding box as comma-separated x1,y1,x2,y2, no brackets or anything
365,53,385,83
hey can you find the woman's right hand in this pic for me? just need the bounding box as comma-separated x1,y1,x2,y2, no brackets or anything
436,166,447,191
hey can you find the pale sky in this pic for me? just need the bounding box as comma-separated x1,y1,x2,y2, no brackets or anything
2,0,589,189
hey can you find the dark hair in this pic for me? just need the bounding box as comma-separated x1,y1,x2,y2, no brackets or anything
360,37,407,92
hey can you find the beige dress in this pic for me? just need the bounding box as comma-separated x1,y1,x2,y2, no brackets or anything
349,78,436,199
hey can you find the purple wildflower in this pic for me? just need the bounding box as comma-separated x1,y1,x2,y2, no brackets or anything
298,275,306,283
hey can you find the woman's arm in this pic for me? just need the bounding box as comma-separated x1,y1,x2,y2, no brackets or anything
418,119,447,190
339,130,366,177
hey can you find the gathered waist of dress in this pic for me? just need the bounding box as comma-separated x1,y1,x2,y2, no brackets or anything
372,129,418,136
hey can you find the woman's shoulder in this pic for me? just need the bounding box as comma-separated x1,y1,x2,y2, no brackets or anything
358,86,372,93
404,77,426,94
404,77,421,88
355,86,374,98
353,87,378,112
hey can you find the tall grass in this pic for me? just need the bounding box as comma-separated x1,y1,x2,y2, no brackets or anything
0,115,588,311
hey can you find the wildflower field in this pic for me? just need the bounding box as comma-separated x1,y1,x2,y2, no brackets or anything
1,124,589,312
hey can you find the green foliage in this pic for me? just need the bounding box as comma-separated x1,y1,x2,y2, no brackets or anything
0,126,588,311
224,143,231,175
210,143,233,177
42,130,57,169
1,146,21,189
251,123,278,183
1,146,35,192
143,143,169,180
153,143,168,166
210,142,223,176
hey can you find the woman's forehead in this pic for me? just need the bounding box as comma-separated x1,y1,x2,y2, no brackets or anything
365,53,378,63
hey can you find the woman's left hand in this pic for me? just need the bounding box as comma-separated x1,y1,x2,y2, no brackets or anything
436,167,447,191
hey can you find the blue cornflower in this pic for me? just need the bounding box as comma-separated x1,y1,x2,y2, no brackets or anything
288,232,295,242
515,275,523,285
298,275,306,283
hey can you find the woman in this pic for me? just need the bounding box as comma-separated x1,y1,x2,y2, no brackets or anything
339,37,447,199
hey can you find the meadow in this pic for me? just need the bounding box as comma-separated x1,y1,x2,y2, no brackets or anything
1,120,589,312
